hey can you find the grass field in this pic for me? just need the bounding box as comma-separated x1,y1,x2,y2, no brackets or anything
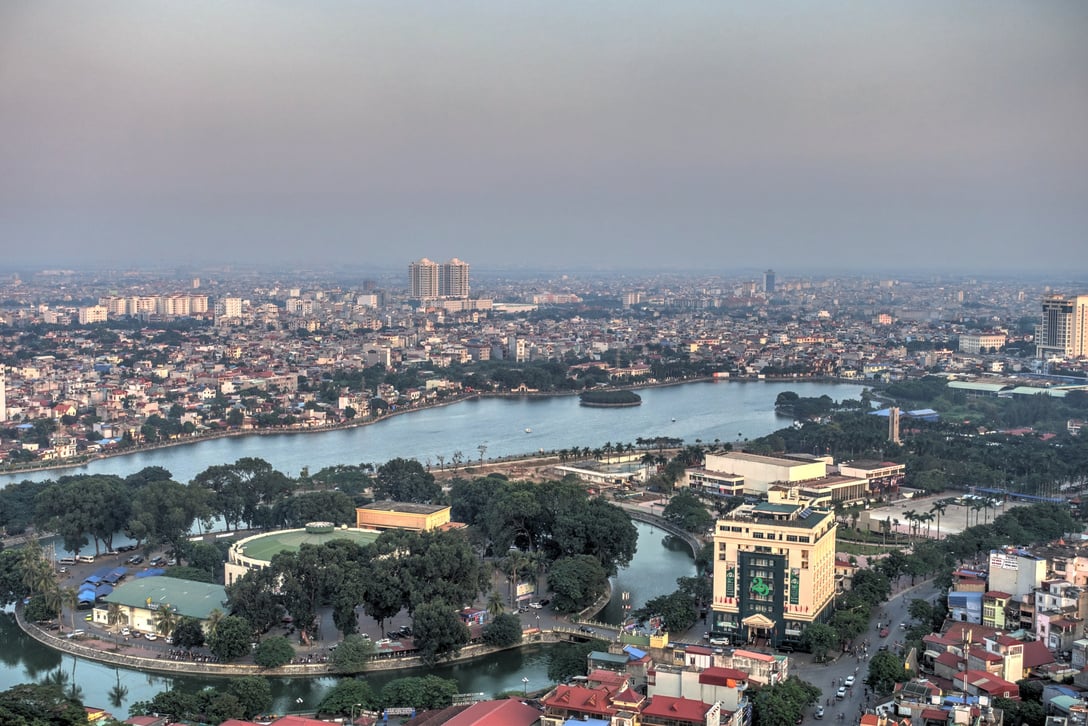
241,528,380,561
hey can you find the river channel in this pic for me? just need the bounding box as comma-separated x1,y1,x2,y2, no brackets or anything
1,521,695,714
1,381,864,715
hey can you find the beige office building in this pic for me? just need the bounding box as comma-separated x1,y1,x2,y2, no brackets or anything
1037,294,1088,359
710,488,837,648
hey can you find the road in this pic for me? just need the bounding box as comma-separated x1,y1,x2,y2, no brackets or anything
797,578,941,724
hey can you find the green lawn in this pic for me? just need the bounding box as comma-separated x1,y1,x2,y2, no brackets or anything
240,528,380,562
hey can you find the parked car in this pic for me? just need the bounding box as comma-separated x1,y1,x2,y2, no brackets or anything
144,632,157,641
150,556,166,567
121,627,131,636
127,555,144,565
528,602,543,609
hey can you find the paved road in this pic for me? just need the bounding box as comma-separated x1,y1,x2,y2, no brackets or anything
794,578,941,725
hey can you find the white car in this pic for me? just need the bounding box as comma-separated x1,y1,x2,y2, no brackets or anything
120,627,131,637
844,676,855,687
836,686,846,699
145,632,158,641
528,602,543,609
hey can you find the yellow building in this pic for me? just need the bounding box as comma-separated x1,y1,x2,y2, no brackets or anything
355,501,455,532
710,487,837,649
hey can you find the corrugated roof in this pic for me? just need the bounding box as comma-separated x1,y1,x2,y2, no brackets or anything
102,577,227,620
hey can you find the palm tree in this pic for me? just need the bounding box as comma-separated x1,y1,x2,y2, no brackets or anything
930,499,949,540
919,512,934,537
60,586,80,631
903,510,919,538
42,585,63,622
154,604,179,639
485,590,505,619
205,608,225,637
107,603,128,633
880,518,891,545
970,500,986,527
892,518,901,545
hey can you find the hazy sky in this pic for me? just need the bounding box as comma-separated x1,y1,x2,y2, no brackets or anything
1,2,1086,274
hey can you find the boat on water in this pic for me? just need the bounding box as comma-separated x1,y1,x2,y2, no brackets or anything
671,417,676,422
524,427,532,433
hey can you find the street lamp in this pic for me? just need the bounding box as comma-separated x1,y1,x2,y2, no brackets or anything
522,677,529,696
350,703,362,724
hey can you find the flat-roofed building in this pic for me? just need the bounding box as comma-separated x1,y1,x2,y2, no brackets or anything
710,487,837,649
960,332,1008,355
355,501,456,532
700,452,829,496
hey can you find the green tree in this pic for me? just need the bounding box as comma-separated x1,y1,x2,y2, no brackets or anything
548,555,608,614
638,591,698,633
172,617,205,650
867,650,908,694
800,623,839,662
482,613,523,647
317,679,379,717
224,676,273,719
373,458,443,504
380,675,459,711
662,490,715,534
331,634,376,674
0,683,87,726
412,601,470,665
207,615,253,661
751,676,821,726
253,636,295,668
547,638,608,682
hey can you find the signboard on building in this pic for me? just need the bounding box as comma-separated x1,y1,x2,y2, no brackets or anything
789,569,800,605
726,565,736,598
989,553,1019,571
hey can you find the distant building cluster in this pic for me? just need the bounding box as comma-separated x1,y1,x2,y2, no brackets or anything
408,257,471,299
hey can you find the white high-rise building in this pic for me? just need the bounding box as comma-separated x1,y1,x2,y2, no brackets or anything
409,258,440,299
440,258,470,298
1036,294,1088,359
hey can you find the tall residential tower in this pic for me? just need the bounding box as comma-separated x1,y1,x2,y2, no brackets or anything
409,258,470,299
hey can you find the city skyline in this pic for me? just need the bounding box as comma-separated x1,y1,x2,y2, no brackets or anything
2,2,1086,274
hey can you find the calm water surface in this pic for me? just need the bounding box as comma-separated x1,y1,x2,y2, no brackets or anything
0,382,865,715
1,381,863,485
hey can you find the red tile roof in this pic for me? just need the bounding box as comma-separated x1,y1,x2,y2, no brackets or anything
641,695,711,722
542,685,617,717
441,699,542,726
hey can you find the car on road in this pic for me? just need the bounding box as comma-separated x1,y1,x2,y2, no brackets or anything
579,626,595,634
121,627,131,637
528,602,543,609
57,567,68,574
845,676,855,687
836,686,846,700
144,632,157,641
879,627,889,637
150,556,166,567
539,598,550,606
815,706,825,719
66,630,85,639
878,644,889,652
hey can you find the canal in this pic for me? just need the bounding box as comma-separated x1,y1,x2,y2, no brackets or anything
1,521,695,714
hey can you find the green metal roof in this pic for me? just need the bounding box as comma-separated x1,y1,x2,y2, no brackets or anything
102,577,228,620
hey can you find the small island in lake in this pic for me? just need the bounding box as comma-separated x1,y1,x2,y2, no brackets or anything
579,389,643,407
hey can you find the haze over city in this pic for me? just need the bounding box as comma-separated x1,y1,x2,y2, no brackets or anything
2,1,1086,274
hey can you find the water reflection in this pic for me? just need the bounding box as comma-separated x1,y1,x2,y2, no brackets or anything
2,522,693,715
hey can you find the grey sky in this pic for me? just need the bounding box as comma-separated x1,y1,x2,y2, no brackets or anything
1,1,1085,273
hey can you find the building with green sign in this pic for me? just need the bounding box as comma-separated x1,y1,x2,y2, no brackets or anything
709,485,837,649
